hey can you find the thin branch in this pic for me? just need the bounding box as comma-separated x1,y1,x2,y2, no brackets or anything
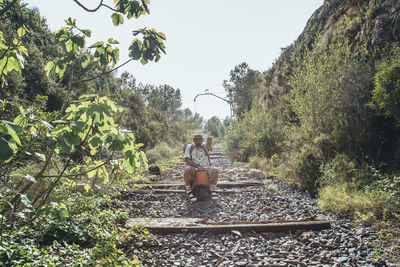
41,151,115,178
0,0,19,17
72,58,133,85
102,4,119,12
35,119,95,209
71,0,103,12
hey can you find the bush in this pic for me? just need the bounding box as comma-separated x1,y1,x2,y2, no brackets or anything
145,148,162,164
248,155,270,170
318,163,400,223
318,154,374,189
369,48,400,125
318,185,376,219
224,105,285,161
278,144,322,191
145,143,177,164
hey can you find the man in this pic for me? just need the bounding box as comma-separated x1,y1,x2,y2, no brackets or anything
183,134,218,201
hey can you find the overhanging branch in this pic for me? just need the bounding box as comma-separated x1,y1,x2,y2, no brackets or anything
72,0,103,12
72,58,133,85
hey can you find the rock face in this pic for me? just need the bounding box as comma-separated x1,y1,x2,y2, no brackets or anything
260,0,400,110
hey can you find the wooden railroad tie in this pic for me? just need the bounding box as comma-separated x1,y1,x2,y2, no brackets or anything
126,217,331,234
132,181,265,189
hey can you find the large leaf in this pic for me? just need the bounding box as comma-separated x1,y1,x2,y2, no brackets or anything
44,61,54,77
88,135,102,150
111,13,124,26
81,54,91,69
0,137,14,162
20,194,34,208
89,41,104,48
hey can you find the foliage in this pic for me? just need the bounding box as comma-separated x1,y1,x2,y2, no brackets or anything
204,116,225,138
223,62,263,116
145,142,177,164
0,1,174,265
0,25,29,87
224,105,285,161
0,193,149,266
140,84,182,116
369,48,400,125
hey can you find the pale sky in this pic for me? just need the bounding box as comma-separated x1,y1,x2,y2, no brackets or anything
24,0,323,121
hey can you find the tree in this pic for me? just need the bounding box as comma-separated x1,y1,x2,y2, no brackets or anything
223,62,263,116
142,84,182,117
204,116,225,138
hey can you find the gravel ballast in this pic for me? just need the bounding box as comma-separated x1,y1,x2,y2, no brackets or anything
119,147,395,266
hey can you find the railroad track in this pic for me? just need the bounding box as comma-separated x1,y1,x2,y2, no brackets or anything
119,145,390,266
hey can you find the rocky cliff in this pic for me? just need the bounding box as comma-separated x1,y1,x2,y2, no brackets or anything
260,0,400,110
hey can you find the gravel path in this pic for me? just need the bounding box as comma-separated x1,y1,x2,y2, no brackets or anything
120,147,395,266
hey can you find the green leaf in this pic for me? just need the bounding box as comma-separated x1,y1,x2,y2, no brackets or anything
2,123,21,145
24,174,37,183
63,131,81,146
44,61,54,77
34,152,46,161
87,169,98,179
20,194,33,208
81,54,91,69
17,26,27,37
41,120,54,131
107,38,120,44
89,41,104,48
71,35,85,48
111,13,124,26
0,137,14,162
88,135,102,150
140,57,148,65
81,29,92,37
83,184,91,192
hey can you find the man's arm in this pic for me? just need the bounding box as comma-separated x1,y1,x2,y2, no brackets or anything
184,158,205,170
206,137,212,151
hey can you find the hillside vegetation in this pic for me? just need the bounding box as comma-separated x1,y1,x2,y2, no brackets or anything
224,0,400,223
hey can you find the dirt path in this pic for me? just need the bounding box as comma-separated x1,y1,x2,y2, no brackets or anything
119,145,394,266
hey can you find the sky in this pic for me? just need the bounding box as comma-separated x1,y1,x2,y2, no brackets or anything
24,0,323,121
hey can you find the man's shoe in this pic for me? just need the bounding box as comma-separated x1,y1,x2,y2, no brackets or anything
211,190,218,200
187,190,197,202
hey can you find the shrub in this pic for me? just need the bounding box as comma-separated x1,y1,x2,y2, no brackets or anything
248,155,269,170
318,154,374,189
224,105,285,161
145,148,162,164
145,143,177,164
278,144,322,191
369,48,400,125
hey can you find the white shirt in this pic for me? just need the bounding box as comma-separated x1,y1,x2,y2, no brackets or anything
184,143,210,167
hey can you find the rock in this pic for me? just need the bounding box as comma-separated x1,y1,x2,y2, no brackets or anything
148,165,161,175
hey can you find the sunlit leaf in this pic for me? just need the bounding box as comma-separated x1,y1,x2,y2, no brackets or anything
157,32,166,40
87,169,97,179
111,13,124,26
17,26,26,37
84,184,91,192
44,61,54,77
20,194,33,208
89,41,104,48
24,174,36,183
34,152,46,161
107,38,120,44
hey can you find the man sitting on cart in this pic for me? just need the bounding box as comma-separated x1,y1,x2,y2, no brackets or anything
183,133,218,201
